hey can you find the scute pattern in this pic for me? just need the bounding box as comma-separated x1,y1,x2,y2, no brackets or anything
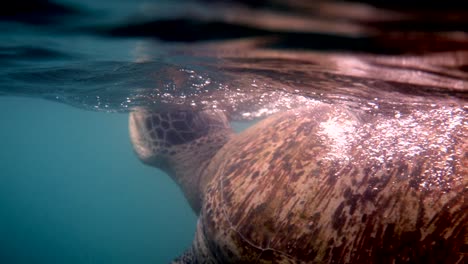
193,104,467,263
143,110,201,146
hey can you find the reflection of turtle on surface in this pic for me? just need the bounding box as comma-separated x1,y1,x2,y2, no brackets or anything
129,102,467,264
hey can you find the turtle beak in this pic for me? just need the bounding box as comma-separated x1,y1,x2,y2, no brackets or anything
129,109,154,164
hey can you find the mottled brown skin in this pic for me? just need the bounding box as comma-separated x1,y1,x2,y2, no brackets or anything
129,103,467,264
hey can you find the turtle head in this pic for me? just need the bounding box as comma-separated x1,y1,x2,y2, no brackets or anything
129,107,233,213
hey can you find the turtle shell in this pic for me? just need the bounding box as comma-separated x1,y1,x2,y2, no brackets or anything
196,103,467,263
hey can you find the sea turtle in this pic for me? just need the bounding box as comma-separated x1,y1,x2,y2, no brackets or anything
129,102,467,263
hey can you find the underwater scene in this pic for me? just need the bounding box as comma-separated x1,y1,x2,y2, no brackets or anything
0,0,467,263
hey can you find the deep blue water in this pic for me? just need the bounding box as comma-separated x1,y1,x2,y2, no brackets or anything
0,97,196,263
